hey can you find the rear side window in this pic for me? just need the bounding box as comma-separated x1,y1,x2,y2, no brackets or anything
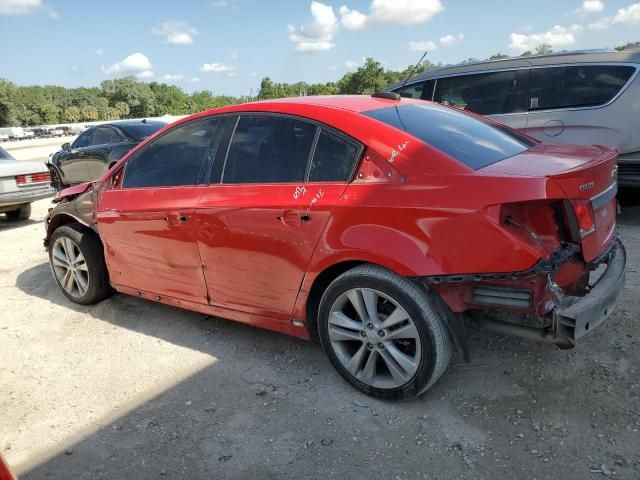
396,83,424,99
363,103,536,169
529,65,635,110
93,127,114,146
123,118,222,188
433,70,519,115
309,129,360,182
223,115,316,183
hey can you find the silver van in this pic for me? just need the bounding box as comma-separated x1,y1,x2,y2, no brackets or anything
387,50,640,187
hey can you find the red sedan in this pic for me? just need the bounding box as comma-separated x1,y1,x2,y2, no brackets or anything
44,95,625,399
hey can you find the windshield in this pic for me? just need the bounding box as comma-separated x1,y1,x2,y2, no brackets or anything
363,102,536,169
121,122,166,141
0,146,15,161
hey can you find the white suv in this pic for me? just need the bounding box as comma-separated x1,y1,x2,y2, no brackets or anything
388,50,640,187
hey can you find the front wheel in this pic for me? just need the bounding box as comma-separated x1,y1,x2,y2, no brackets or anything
318,265,451,400
48,223,113,305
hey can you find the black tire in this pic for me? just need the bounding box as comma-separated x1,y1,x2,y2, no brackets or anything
50,167,65,191
5,203,31,221
318,264,451,400
48,223,113,305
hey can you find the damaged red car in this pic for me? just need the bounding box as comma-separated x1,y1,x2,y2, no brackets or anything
44,95,626,400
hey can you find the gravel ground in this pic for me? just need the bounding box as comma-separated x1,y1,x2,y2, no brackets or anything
0,187,638,479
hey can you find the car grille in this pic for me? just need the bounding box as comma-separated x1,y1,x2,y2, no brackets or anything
472,286,532,309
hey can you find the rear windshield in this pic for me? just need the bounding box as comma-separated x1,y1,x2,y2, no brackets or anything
0,147,14,160
363,102,536,169
121,123,166,141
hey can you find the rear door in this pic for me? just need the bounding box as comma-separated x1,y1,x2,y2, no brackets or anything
196,114,362,320
84,126,116,179
525,64,637,144
433,69,530,130
97,117,224,304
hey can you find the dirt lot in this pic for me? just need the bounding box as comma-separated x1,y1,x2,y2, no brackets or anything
0,145,639,479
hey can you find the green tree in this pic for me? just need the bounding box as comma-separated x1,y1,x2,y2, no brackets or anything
114,101,130,118
489,53,510,60
535,44,553,55
81,105,99,122
39,103,61,124
101,76,156,118
338,58,388,94
64,106,81,123
149,82,191,115
0,79,17,127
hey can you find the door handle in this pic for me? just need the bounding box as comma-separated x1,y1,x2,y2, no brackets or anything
276,211,310,227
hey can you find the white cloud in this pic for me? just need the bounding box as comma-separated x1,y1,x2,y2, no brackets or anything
439,33,464,47
575,0,604,14
339,0,444,29
152,20,197,45
0,0,42,15
588,2,640,29
509,25,577,53
200,62,236,72
189,77,201,83
160,74,185,82
102,53,154,78
338,6,367,29
288,1,338,52
613,2,640,23
345,59,364,69
95,49,104,56
409,40,437,52
136,70,154,79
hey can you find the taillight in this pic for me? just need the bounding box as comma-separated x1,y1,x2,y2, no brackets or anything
15,172,51,186
572,199,595,238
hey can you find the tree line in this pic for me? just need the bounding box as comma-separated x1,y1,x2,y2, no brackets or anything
1,42,637,127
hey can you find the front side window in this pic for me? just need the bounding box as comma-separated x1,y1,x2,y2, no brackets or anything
73,129,95,149
529,65,636,110
223,115,316,184
123,118,222,188
363,102,536,169
309,129,360,182
433,70,518,115
396,83,424,99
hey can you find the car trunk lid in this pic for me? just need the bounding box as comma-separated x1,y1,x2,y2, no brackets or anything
480,144,619,262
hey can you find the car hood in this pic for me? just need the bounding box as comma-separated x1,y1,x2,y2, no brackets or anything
0,159,49,177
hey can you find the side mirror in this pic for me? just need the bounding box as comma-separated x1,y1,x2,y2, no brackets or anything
62,142,71,150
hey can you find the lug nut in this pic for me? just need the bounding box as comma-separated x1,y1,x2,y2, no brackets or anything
378,343,384,349
366,343,374,350
378,330,386,337
360,331,367,338
366,323,374,330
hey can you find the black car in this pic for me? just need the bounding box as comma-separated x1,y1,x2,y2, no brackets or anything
48,119,167,189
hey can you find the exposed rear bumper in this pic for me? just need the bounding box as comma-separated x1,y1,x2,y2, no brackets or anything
554,239,626,344
0,186,55,207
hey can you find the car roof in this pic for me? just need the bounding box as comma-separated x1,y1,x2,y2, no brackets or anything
95,120,167,129
388,49,640,89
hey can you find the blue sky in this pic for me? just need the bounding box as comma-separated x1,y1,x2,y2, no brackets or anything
0,0,638,96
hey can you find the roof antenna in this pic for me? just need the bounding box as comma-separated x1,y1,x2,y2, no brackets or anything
371,50,429,101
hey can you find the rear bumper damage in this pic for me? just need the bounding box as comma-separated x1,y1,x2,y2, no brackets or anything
553,239,625,345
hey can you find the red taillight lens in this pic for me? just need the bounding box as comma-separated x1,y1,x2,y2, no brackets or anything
15,172,50,186
572,200,595,237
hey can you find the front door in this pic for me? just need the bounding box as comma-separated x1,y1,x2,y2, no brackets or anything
196,114,363,320
97,117,225,303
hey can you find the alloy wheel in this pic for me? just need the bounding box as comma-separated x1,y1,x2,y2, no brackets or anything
51,237,90,298
328,288,422,389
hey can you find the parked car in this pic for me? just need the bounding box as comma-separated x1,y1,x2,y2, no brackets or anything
44,95,625,399
47,119,167,190
0,146,54,220
387,50,640,187
0,127,25,141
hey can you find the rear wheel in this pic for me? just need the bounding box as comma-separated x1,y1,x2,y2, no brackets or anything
5,203,31,221
318,265,451,400
50,167,65,191
48,223,113,305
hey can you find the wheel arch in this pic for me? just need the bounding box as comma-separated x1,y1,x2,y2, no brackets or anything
45,213,96,246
